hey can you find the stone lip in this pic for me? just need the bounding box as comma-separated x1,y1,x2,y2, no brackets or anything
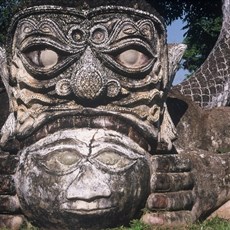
60,199,116,215
60,198,116,216
19,108,158,152
60,207,115,215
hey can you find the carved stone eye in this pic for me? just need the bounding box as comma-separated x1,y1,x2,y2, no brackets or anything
94,151,136,171
25,48,58,69
116,49,150,68
42,150,81,173
55,151,80,166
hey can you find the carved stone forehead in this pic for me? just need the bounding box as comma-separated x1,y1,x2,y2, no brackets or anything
11,0,163,20
8,5,166,48
11,8,163,53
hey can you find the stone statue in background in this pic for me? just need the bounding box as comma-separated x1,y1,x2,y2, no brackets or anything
0,0,229,229
174,0,230,108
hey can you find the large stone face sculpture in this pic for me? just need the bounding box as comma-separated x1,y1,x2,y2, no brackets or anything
0,1,181,229
0,0,229,229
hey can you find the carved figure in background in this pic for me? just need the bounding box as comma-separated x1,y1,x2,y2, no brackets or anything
0,0,229,229
174,0,230,108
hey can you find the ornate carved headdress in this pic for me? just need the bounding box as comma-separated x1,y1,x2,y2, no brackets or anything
0,1,181,152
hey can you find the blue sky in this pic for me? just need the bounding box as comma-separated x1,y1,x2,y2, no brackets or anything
167,19,189,85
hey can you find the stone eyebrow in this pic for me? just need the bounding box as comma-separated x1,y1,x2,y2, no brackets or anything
94,135,147,157
27,138,88,153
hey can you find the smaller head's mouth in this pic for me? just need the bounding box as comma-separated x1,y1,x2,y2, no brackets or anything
61,207,116,215
19,108,158,152
60,200,116,215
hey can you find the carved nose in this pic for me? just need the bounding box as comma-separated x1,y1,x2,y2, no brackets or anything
71,67,105,101
66,165,111,201
55,46,121,100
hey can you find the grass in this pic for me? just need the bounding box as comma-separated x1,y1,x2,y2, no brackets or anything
216,147,230,153
108,217,230,230
109,219,151,230
0,217,230,230
189,217,230,230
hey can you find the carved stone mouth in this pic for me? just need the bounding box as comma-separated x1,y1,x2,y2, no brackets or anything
60,200,116,215
19,108,158,152
61,207,116,215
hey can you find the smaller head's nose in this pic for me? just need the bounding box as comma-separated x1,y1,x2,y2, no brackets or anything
66,165,111,201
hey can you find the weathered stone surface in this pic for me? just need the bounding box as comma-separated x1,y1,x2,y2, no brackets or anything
208,200,230,220
200,107,230,152
0,2,183,229
142,150,230,225
0,195,21,213
169,89,230,153
0,152,19,174
0,175,15,195
0,215,24,230
0,91,9,128
167,90,204,151
0,0,229,229
15,129,151,229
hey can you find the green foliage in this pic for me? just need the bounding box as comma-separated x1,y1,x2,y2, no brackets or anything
19,222,39,230
150,0,222,73
189,217,230,230
108,218,230,230
108,219,151,230
0,0,20,44
0,217,230,230
217,147,230,154
182,16,222,72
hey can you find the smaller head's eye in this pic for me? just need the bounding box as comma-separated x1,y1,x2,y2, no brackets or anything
25,48,58,69
55,151,80,166
94,151,136,171
41,150,81,173
116,49,150,69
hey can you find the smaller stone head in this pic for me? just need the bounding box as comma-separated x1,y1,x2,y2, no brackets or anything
15,128,150,229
